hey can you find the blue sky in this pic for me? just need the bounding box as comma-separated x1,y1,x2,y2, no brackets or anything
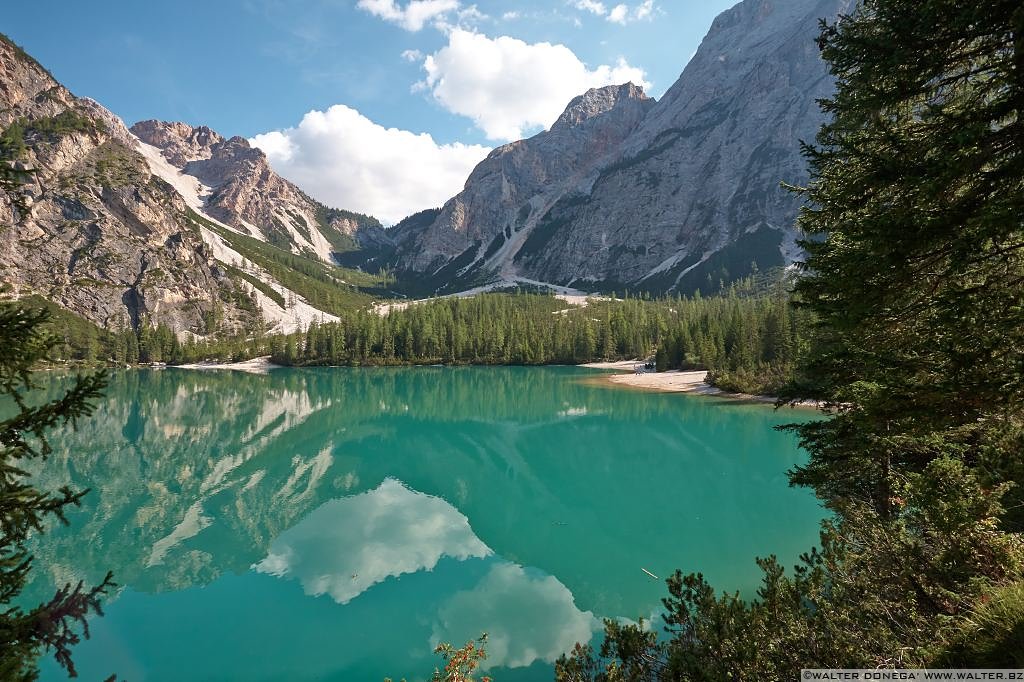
3,0,739,222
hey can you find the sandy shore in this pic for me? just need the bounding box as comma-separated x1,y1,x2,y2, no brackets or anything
578,360,641,370
580,362,820,408
173,356,280,374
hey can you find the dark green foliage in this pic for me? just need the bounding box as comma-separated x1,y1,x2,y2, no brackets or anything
87,142,147,189
25,110,98,140
285,208,312,243
0,305,114,680
482,231,506,260
312,202,382,254
672,228,786,296
0,121,28,161
7,296,264,367
391,241,488,298
557,460,1023,679
936,582,1024,666
784,0,1024,505
270,288,809,381
0,111,99,161
14,296,114,364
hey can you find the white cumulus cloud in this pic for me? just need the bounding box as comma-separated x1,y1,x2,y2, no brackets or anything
417,29,650,141
432,562,599,670
356,0,461,32
250,106,488,224
571,0,607,15
607,0,655,24
608,4,629,23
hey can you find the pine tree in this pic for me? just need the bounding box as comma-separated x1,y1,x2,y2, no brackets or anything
0,306,115,679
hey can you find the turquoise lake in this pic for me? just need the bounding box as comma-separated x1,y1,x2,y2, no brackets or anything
24,366,823,681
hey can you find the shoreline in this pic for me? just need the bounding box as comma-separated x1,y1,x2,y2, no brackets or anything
128,360,815,408
172,356,281,375
579,361,822,409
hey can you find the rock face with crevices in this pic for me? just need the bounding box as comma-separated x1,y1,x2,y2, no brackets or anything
387,0,851,294
130,119,387,260
1,32,390,335
388,83,654,289
0,33,255,333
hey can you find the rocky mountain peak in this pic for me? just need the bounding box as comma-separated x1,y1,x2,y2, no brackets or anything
551,82,652,132
129,118,386,262
77,97,137,147
383,0,850,295
130,120,227,167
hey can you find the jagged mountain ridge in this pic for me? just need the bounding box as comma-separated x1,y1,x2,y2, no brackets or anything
381,0,850,295
2,0,848,334
0,33,386,335
130,119,389,261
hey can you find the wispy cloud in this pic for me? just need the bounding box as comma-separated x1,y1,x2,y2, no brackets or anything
355,0,460,32
567,0,657,25
571,0,607,15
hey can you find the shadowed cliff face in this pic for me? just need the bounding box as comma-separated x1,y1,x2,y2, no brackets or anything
388,0,851,295
388,82,654,286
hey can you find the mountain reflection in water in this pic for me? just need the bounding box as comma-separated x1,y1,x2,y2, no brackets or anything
24,366,821,681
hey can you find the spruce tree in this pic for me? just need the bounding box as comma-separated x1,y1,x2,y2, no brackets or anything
787,0,1024,511
0,306,114,679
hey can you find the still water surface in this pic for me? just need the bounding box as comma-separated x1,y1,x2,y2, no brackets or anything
26,366,822,681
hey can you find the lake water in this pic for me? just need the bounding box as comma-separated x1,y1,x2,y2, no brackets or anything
24,366,822,681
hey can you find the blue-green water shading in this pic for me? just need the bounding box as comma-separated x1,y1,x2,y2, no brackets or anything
22,366,822,681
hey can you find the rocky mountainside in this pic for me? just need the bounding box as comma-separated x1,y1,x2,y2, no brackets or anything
0,34,252,334
0,33,384,336
387,83,654,291
130,119,388,261
385,0,850,294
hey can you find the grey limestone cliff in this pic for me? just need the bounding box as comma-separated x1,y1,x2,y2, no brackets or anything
389,82,654,290
389,0,851,294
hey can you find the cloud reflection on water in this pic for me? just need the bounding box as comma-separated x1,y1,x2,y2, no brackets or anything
254,477,598,670
255,478,491,603
433,562,599,670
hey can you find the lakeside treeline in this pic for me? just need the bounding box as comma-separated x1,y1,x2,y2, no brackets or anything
270,288,812,395
27,279,814,395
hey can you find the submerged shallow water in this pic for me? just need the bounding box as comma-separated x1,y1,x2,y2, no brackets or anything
25,366,822,681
